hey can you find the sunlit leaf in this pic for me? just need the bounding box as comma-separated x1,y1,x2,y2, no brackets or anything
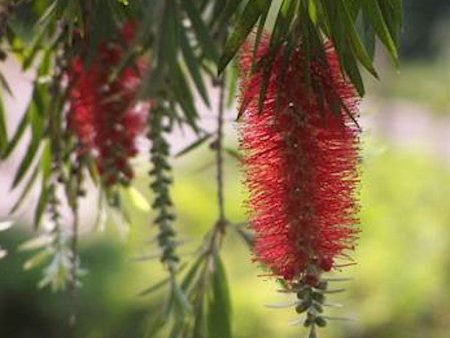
23,250,51,271
207,254,231,338
125,186,150,212
18,235,53,252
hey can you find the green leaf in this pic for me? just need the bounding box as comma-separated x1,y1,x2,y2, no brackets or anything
0,72,13,96
175,134,211,158
11,53,49,188
359,9,376,61
216,0,241,33
22,17,52,71
193,301,207,338
3,106,30,159
378,0,403,47
33,142,51,230
362,0,398,63
0,95,7,155
173,280,192,314
18,235,52,252
10,165,40,214
171,63,199,130
181,254,205,291
36,0,59,27
218,0,271,74
11,137,41,189
179,25,210,106
260,0,298,113
251,1,271,72
168,321,185,338
342,48,366,97
181,0,219,62
23,249,51,271
146,290,175,337
40,140,52,181
124,186,150,212
34,181,49,230
226,61,239,108
224,147,242,162
144,1,176,98
271,0,299,46
207,254,231,338
139,276,171,296
339,0,378,78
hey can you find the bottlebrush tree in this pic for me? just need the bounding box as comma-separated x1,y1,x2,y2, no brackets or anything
0,1,402,337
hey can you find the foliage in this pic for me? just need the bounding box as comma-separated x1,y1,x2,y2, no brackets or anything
0,1,403,337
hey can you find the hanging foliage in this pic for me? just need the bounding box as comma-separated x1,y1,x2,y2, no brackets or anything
0,1,403,337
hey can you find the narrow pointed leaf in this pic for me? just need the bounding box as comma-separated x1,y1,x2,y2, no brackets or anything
362,0,398,63
216,0,241,33
340,0,378,78
34,183,49,230
207,254,231,338
179,26,210,106
181,0,219,62
3,109,29,159
10,164,40,214
0,73,13,96
23,250,51,271
175,133,211,158
0,95,7,154
218,0,271,74
172,63,199,129
11,138,41,189
18,235,53,252
181,254,205,291
139,276,171,296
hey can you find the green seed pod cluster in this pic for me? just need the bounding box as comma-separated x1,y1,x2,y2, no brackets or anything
148,107,179,273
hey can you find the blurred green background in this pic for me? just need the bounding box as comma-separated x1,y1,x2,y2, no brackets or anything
1,1,450,337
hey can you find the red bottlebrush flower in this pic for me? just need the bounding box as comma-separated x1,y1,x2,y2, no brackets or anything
67,22,148,186
239,37,360,284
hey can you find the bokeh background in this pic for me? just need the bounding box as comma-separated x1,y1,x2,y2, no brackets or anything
1,1,450,337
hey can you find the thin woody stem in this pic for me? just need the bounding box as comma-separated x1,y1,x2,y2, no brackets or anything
216,75,226,227
206,75,227,256
69,158,81,327
70,196,79,292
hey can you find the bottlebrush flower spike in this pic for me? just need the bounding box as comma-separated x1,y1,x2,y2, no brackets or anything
239,37,360,285
67,21,148,187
